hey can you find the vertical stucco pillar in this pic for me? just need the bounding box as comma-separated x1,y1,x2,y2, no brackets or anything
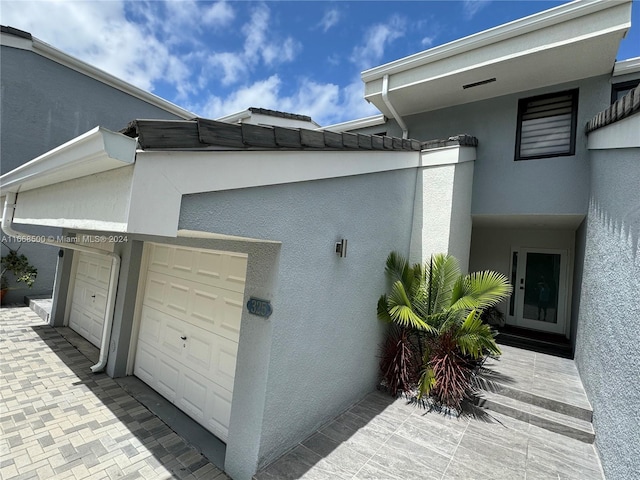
50,247,74,327
224,243,281,480
106,240,144,378
409,144,475,272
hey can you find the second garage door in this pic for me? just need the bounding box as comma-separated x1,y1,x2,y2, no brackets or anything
68,251,111,348
133,243,247,441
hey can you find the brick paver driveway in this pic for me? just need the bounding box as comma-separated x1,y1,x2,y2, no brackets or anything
0,306,228,480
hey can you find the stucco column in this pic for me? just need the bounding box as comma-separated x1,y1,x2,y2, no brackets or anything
409,145,475,272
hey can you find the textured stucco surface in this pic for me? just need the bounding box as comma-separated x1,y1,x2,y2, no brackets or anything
358,75,611,217
179,169,416,478
575,148,640,480
1,45,182,303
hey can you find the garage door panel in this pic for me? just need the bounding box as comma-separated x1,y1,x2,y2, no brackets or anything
69,307,91,339
162,321,186,357
219,295,243,339
214,343,238,392
144,276,167,308
166,282,190,315
225,254,248,289
147,244,247,294
137,307,163,348
178,371,208,422
155,358,180,402
191,289,218,325
173,247,196,274
144,271,243,341
195,251,223,283
148,243,171,269
135,243,247,443
133,343,159,384
206,388,233,440
184,333,215,373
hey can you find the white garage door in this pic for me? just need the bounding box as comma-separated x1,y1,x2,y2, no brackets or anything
68,251,111,347
134,243,247,441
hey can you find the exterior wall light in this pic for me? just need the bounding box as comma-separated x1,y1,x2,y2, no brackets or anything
335,239,348,258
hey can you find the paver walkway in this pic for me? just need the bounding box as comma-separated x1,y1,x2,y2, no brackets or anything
1,305,606,480
0,306,228,480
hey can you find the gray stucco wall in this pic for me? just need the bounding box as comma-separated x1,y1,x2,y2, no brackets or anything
1,45,183,304
179,168,416,476
358,75,611,217
574,148,640,480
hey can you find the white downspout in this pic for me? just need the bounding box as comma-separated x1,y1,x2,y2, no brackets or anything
2,192,120,373
382,74,409,139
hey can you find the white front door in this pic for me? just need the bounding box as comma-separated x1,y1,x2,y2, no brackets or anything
68,251,111,347
133,243,247,442
508,248,569,334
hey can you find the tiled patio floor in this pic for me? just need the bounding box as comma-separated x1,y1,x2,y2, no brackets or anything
1,305,605,480
255,348,605,480
0,306,228,480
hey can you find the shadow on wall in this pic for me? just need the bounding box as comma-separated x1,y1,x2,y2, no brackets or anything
589,197,639,262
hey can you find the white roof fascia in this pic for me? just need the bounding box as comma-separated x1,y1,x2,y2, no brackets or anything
1,31,194,120
320,114,387,132
613,57,640,77
215,109,252,123
0,127,137,193
380,25,627,97
361,0,628,82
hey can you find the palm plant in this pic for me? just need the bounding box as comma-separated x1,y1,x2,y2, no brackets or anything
377,252,511,411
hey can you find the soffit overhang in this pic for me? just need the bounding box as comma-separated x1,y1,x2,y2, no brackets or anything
362,0,632,117
0,127,137,193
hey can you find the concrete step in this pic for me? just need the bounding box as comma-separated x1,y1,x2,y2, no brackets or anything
25,295,52,322
496,332,573,359
475,375,596,443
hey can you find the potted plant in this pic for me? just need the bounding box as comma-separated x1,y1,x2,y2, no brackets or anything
1,242,38,302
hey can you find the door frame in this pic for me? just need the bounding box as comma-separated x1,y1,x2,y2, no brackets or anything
507,247,571,335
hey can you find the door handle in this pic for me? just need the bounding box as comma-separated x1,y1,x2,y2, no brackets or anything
91,295,96,298
180,336,187,340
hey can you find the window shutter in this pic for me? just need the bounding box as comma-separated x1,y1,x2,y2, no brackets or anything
517,91,577,159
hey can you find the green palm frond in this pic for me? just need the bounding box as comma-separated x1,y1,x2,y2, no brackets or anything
385,251,412,287
377,295,393,323
417,365,436,399
387,281,432,331
450,270,512,312
455,310,501,358
426,254,460,314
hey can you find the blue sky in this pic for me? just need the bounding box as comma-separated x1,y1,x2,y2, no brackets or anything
3,1,639,125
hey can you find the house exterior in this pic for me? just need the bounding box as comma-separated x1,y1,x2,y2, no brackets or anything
0,25,193,304
1,1,638,479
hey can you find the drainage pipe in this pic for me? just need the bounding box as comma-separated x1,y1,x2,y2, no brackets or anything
381,74,409,139
2,192,120,373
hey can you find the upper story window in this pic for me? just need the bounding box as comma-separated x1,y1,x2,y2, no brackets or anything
611,80,640,104
515,89,578,161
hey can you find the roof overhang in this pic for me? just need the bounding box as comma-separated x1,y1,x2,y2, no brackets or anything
0,126,137,193
320,114,387,133
2,127,427,237
362,0,632,117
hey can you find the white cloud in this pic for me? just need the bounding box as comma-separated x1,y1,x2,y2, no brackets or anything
350,15,406,70
209,52,249,86
463,0,492,20
194,75,378,126
421,36,435,48
1,1,193,95
242,4,300,67
319,9,340,32
202,1,235,27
